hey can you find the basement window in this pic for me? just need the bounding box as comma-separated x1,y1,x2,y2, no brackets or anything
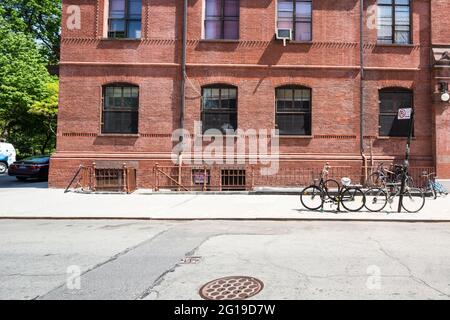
221,169,246,191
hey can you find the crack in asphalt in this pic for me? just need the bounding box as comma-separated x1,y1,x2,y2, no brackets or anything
2,273,66,277
371,238,450,298
17,221,450,300
37,227,173,299
137,231,224,300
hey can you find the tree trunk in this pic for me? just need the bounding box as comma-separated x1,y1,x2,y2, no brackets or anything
41,132,51,155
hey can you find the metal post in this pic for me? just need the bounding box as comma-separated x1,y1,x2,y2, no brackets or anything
123,163,127,193
180,0,187,131
398,109,415,212
203,165,207,192
251,166,255,191
178,156,182,192
360,0,367,175
154,163,159,192
92,162,97,192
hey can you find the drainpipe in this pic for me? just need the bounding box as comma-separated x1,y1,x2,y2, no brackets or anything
178,0,188,188
360,0,368,182
181,0,187,132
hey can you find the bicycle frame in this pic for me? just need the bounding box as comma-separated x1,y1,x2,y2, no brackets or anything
306,163,364,212
422,172,448,198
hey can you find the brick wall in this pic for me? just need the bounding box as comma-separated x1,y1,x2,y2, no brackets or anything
50,0,449,189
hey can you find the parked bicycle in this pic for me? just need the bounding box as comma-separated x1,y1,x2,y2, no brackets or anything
301,163,366,212
421,171,448,199
364,165,425,213
366,163,414,187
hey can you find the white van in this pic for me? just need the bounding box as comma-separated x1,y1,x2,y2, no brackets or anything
0,142,17,174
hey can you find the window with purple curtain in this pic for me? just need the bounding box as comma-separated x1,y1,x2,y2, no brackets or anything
277,0,312,41
108,0,142,39
204,0,240,40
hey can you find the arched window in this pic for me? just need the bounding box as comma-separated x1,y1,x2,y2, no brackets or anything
108,0,142,39
102,84,139,134
379,88,413,137
275,85,312,136
204,0,240,40
201,85,238,134
277,0,312,41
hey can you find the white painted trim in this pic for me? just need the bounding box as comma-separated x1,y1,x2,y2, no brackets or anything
103,0,109,38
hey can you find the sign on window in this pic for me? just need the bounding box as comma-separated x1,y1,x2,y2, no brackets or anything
193,172,208,184
397,108,412,120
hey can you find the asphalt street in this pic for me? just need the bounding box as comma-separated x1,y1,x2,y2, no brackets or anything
0,219,449,300
0,173,48,189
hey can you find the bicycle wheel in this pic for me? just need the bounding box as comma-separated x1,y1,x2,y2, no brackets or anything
434,181,448,197
300,186,324,211
430,182,437,199
340,187,366,212
366,173,384,187
364,188,388,212
401,187,425,213
324,179,340,201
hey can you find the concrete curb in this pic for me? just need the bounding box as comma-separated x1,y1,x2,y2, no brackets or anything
1,216,450,223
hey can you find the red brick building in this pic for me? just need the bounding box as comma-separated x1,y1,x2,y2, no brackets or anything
50,0,450,190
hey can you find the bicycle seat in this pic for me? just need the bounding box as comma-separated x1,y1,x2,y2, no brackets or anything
341,177,352,186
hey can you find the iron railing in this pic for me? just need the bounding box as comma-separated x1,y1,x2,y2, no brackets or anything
65,163,137,194
152,163,436,192
65,162,435,193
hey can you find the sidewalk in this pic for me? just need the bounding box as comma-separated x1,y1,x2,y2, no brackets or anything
1,185,449,221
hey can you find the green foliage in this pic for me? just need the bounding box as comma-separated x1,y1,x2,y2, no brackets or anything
0,21,58,157
0,0,62,64
30,78,59,118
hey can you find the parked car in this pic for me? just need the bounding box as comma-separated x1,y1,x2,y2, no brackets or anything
0,142,17,174
8,155,50,181
0,154,9,174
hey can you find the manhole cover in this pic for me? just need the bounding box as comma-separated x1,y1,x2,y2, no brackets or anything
199,276,264,300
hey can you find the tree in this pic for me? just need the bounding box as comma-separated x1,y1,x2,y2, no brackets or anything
0,19,57,156
0,0,62,64
30,78,59,154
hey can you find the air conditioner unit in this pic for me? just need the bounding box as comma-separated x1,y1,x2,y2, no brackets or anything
276,28,292,46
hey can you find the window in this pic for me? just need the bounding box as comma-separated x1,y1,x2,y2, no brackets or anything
201,86,237,134
204,0,239,40
275,86,312,135
221,169,246,191
377,0,411,44
102,84,139,134
379,88,413,137
277,0,312,41
108,0,142,39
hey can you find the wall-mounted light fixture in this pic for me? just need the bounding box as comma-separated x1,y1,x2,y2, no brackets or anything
439,81,448,92
439,82,450,102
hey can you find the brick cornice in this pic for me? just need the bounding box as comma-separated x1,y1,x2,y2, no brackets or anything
61,38,422,50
